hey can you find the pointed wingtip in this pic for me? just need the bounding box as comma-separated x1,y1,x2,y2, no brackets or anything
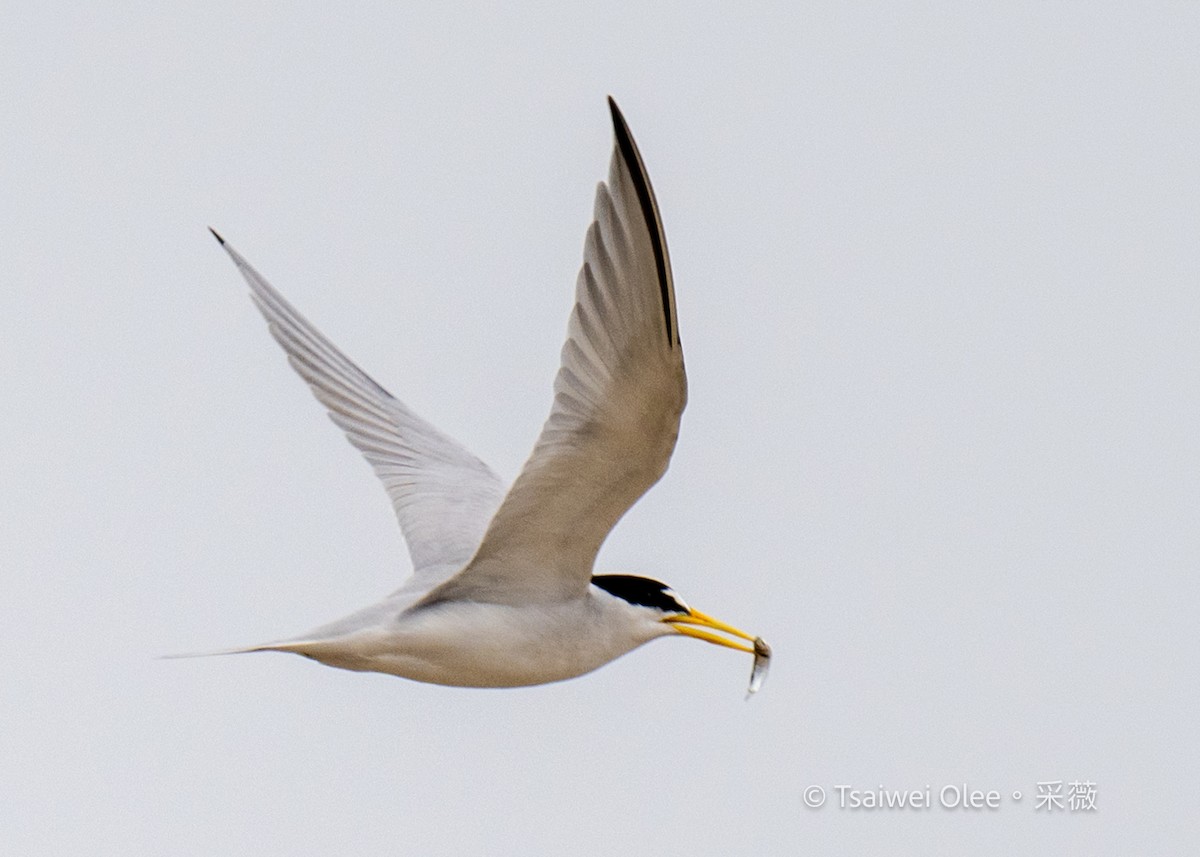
606,96,639,167
602,96,676,347
607,95,626,132
208,226,226,246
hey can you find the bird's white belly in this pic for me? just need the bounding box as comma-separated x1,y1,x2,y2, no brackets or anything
294,599,653,688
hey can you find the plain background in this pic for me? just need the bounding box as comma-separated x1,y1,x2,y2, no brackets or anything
4,3,1198,854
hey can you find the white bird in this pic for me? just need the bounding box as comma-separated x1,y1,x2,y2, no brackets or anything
200,98,770,694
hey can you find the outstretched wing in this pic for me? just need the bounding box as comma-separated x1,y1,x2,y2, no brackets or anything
212,232,507,584
421,98,687,607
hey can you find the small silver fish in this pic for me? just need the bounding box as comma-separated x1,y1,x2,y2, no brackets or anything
747,636,772,698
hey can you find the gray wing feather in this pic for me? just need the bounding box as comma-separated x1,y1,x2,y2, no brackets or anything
214,237,506,584
421,99,686,606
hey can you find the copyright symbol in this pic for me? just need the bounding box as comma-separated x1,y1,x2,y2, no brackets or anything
803,785,826,808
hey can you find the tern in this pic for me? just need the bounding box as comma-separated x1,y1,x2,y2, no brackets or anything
201,98,770,694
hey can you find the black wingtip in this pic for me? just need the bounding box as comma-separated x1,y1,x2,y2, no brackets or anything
208,227,226,246
603,97,677,348
607,96,626,135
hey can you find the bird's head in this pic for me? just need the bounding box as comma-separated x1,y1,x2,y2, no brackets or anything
590,574,758,655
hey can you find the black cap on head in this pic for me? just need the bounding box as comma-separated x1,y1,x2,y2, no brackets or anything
591,575,688,614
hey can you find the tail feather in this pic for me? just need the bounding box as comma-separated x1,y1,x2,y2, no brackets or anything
161,638,328,660
160,644,275,659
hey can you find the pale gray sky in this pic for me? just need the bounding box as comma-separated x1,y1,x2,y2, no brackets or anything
4,3,1198,854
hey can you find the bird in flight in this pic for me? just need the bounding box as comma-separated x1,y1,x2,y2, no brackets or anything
201,98,770,694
